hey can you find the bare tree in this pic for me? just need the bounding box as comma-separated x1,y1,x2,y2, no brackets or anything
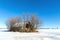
6,17,17,31
31,14,40,29
22,13,40,32
6,16,22,32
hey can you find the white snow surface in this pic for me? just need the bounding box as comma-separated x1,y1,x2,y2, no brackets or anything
0,29,60,40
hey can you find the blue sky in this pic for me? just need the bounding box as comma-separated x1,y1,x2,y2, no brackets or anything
0,0,60,28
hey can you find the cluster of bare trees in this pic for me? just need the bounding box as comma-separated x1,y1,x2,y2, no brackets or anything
6,13,41,32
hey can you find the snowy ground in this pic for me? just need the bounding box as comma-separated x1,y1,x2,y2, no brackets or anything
0,29,60,40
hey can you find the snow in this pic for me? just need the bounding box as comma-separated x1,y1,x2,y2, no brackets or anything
0,29,60,40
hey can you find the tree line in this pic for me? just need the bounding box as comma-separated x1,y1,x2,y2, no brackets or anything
6,13,42,32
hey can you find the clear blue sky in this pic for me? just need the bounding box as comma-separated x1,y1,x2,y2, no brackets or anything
0,0,60,28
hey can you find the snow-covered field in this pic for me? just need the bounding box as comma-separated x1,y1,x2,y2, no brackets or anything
0,29,60,40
